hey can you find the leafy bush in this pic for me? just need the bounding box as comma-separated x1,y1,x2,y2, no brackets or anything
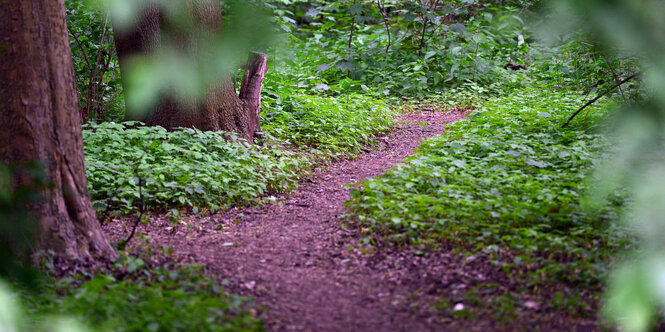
346,87,634,286
273,1,536,98
83,123,307,213
0,280,91,332
25,261,262,332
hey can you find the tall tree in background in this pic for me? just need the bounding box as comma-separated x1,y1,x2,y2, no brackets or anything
113,0,269,142
0,0,116,259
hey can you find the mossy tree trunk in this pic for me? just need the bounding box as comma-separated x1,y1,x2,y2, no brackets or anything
114,0,268,142
0,0,116,259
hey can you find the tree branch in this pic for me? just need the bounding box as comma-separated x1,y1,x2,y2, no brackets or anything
239,52,269,139
376,0,391,52
88,16,109,120
67,26,93,74
561,72,640,128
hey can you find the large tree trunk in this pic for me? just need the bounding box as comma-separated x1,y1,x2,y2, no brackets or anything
0,0,116,259
114,1,268,142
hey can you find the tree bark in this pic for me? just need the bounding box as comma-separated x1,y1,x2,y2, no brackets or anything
113,1,268,142
0,0,116,259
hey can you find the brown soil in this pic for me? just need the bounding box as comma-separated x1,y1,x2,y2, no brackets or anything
105,109,597,331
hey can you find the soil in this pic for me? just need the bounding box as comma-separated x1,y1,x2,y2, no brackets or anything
104,109,597,331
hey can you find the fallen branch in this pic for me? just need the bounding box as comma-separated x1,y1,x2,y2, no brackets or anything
561,72,640,128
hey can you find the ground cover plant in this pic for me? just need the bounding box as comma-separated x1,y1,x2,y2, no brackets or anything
19,256,263,332
261,94,397,155
83,122,307,214
345,86,636,321
83,91,396,215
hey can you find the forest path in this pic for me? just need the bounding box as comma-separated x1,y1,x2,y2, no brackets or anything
113,110,474,331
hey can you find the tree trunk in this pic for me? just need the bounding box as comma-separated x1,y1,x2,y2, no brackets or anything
0,0,116,259
113,1,268,142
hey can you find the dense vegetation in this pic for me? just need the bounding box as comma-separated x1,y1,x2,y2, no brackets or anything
6,257,263,331
348,88,629,272
346,87,634,321
3,0,662,331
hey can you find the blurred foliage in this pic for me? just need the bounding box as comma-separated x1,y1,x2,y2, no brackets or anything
0,280,90,332
0,163,47,288
98,0,276,117
0,165,83,331
545,1,665,331
65,0,278,121
23,258,263,332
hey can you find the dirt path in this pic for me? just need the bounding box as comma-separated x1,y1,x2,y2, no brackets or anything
109,110,478,331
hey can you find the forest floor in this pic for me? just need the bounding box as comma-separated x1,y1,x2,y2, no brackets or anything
105,109,596,331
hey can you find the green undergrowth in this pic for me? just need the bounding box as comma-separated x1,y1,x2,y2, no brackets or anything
18,255,262,331
410,77,533,112
83,123,306,214
262,93,397,156
83,93,396,214
346,87,635,288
